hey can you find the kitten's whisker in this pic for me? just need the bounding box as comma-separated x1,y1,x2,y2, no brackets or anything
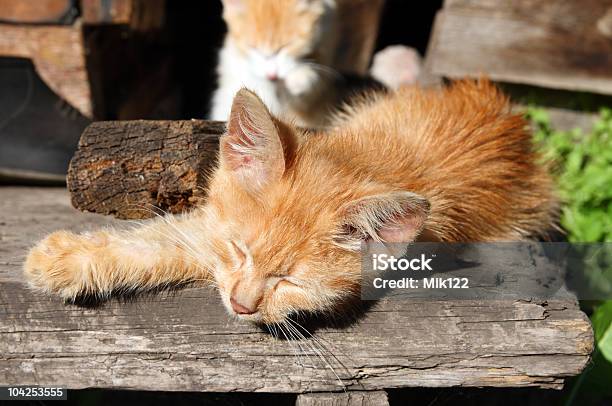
286,318,331,370
284,321,312,367
289,315,350,378
286,317,345,390
277,322,304,367
288,316,351,373
284,321,316,368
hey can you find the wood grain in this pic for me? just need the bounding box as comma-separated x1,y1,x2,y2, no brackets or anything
81,0,165,31
296,391,389,406
0,22,91,117
0,0,75,24
334,0,385,75
426,0,612,95
0,187,594,392
67,120,223,219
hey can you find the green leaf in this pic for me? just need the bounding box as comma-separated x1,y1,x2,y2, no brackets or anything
592,301,612,362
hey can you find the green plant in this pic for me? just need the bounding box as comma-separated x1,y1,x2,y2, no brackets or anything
530,108,612,242
528,107,612,405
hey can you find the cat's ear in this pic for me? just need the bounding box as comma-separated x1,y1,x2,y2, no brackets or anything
220,88,285,192
335,191,430,250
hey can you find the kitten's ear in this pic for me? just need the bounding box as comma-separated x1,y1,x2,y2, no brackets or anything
335,191,430,250
220,88,285,192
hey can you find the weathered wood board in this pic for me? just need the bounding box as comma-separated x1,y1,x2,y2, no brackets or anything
0,187,594,392
426,0,612,95
296,391,389,406
80,0,165,31
0,0,75,24
0,22,91,117
334,0,385,75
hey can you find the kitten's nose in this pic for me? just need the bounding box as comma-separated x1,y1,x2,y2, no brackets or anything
230,296,257,315
266,71,279,81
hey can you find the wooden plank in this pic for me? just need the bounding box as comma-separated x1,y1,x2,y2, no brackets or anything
426,0,612,95
334,0,385,75
0,187,594,391
81,0,132,24
0,0,75,24
0,22,91,117
67,120,223,219
296,391,389,406
80,0,165,31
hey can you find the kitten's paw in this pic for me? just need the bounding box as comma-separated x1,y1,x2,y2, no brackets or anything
24,231,107,300
285,66,318,97
370,45,422,90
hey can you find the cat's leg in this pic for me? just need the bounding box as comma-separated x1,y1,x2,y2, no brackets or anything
24,213,212,300
285,65,319,98
370,45,422,90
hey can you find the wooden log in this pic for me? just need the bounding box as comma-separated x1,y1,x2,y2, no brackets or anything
425,0,612,95
0,187,594,392
67,120,223,219
296,391,389,406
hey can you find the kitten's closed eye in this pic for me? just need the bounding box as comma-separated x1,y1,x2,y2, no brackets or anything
280,276,304,288
229,240,247,269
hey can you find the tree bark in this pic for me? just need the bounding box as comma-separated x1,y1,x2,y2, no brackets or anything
67,120,224,219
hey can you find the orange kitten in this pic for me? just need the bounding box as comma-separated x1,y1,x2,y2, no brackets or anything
25,80,557,325
211,0,343,128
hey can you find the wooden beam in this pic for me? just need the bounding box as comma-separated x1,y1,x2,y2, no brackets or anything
0,0,75,24
333,0,385,75
81,0,165,31
0,187,594,392
296,391,389,406
426,0,612,95
0,22,91,117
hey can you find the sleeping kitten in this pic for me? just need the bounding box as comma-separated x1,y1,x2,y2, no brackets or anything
211,0,344,128
25,80,557,325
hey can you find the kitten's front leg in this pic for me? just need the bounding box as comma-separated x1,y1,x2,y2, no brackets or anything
285,65,319,98
24,215,211,300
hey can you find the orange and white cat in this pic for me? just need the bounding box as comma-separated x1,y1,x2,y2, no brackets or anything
210,0,342,128
25,80,557,325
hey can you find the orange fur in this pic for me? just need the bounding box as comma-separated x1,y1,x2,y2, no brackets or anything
223,0,329,57
24,80,557,325
212,0,343,127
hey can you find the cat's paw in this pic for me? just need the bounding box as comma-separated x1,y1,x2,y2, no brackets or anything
370,45,422,90
24,230,107,300
285,66,318,97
